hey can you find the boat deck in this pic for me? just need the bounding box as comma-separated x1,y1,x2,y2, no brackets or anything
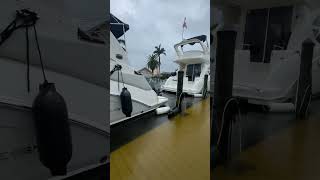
111,98,210,180
212,100,320,179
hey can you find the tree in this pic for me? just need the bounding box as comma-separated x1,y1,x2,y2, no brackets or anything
153,44,166,74
147,54,159,75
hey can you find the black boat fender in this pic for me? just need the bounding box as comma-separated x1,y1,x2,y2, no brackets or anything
120,87,133,117
32,81,72,176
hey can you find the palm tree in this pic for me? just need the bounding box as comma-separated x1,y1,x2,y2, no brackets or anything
153,44,166,74
147,54,159,76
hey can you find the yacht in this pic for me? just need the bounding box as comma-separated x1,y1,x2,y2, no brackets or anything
110,14,168,125
0,0,109,179
213,0,320,105
162,35,210,97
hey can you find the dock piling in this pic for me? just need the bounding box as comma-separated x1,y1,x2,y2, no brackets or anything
176,71,184,109
295,39,314,119
168,71,185,118
202,74,209,99
212,30,237,163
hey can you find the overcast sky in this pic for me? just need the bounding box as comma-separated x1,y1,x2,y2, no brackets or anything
111,0,210,72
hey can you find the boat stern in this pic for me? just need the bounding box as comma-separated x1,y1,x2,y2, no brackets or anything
162,76,205,95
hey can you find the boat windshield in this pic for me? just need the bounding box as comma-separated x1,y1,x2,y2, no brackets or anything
186,64,202,81
110,14,129,38
110,14,129,50
244,6,293,63
180,35,208,53
181,43,204,53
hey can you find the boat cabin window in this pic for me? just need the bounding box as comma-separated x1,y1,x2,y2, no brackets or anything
313,16,320,43
186,64,202,81
181,43,204,53
78,27,106,44
77,21,108,44
244,6,293,63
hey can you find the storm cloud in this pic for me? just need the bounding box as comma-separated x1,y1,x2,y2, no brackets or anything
111,0,210,72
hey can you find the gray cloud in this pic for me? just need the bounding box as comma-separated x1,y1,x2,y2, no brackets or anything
111,0,210,72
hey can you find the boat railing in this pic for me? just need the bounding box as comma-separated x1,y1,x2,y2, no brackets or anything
174,38,209,57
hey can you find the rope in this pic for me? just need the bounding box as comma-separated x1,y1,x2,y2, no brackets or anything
0,20,17,46
216,97,243,157
117,70,120,91
111,64,123,91
25,26,30,92
33,25,47,82
298,85,312,117
0,9,45,91
120,70,125,88
177,92,184,110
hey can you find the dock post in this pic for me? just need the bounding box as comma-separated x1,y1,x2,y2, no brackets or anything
212,31,237,163
295,39,314,118
202,74,209,99
168,71,184,118
176,71,184,109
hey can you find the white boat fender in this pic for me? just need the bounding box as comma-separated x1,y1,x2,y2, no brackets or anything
156,106,171,115
32,81,72,176
120,87,133,117
269,103,295,112
194,94,203,98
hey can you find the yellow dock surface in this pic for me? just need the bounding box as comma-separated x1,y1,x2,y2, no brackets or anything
111,99,210,180
212,111,320,179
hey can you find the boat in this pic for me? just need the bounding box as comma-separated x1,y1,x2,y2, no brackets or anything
110,14,169,125
212,0,320,106
0,0,109,179
162,35,210,97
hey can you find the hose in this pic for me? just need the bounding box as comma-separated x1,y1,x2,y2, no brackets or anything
297,85,312,117
215,97,243,158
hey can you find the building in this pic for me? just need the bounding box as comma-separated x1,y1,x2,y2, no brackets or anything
137,67,153,78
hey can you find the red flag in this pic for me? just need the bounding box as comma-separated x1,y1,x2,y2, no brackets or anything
183,17,187,29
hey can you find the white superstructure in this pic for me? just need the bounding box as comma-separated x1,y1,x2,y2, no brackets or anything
213,0,320,105
162,35,210,96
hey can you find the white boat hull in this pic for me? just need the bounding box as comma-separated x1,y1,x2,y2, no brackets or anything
162,76,210,96
0,105,109,180
0,58,109,179
163,36,210,96
110,79,168,125
232,50,320,104
110,94,158,125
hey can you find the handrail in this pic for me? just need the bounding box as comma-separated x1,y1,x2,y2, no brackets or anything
174,38,208,56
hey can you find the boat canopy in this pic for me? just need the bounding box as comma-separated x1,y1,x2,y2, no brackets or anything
183,35,207,46
110,13,129,38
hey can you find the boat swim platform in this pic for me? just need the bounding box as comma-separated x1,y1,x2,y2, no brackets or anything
212,100,320,179
111,98,210,180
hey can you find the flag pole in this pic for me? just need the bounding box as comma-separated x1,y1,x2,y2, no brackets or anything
182,17,187,41
182,27,184,40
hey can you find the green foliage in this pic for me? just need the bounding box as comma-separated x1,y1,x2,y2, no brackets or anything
153,44,166,74
147,54,159,75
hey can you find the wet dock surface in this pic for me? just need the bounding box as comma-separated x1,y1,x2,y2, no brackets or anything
63,163,109,180
111,92,202,152
111,97,210,180
212,99,320,179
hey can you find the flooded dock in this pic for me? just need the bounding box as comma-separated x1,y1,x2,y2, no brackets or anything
212,99,320,179
111,93,203,151
111,95,210,180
